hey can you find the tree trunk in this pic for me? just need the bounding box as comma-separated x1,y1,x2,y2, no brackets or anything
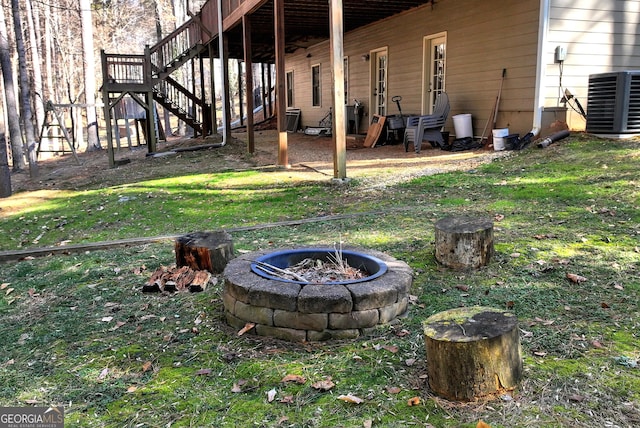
80,0,101,151
11,0,38,178
434,216,494,270
175,231,234,274
0,6,25,171
0,133,12,197
25,0,45,132
423,306,523,401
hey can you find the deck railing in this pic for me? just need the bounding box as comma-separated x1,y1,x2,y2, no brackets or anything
101,52,149,87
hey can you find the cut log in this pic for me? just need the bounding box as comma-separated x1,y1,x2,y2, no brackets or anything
434,216,494,270
175,231,234,274
423,306,522,401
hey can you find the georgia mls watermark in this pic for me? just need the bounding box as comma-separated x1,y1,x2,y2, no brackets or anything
0,407,64,428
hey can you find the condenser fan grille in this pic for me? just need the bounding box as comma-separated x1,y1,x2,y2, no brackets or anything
586,71,640,134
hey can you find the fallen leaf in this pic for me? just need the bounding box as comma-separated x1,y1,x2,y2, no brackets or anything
194,368,212,376
127,385,138,393
566,273,587,283
533,350,547,357
231,383,242,393
311,378,335,391
455,284,469,292
405,358,416,366
237,323,256,336
506,301,515,309
510,253,521,258
267,388,277,402
591,340,603,348
142,361,153,372
601,302,610,309
101,316,114,323
613,283,624,291
337,394,364,404
363,420,373,428
383,345,399,353
477,420,492,428
281,374,306,384
98,368,109,380
494,214,505,221
407,396,421,406
279,395,294,404
387,386,402,394
568,394,585,402
5,288,14,295
395,329,411,337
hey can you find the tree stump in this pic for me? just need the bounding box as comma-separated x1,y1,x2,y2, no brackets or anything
175,231,234,274
434,216,494,270
423,306,522,401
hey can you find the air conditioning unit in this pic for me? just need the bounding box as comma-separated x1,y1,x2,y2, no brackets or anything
586,71,640,134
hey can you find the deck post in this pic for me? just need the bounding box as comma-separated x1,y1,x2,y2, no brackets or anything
274,0,288,167
243,15,255,153
329,0,347,180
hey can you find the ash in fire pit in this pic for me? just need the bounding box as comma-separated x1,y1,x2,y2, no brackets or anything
250,248,388,285
223,246,412,342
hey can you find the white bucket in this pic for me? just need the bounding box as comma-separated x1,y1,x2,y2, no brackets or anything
452,114,473,138
492,128,509,151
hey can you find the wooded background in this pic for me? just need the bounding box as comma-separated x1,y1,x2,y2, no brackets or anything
0,0,210,196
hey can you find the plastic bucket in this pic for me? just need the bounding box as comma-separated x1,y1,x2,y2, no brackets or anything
452,114,473,138
492,128,509,151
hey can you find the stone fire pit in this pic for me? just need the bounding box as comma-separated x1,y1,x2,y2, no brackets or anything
223,246,413,342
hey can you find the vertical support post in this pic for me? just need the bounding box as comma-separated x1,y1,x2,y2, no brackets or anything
221,37,232,142
100,49,115,168
237,59,244,127
261,63,267,121
199,52,207,136
146,91,157,153
209,43,217,134
274,0,288,167
329,0,347,180
243,15,255,153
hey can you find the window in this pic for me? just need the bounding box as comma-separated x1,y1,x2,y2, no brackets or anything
286,71,294,107
312,64,321,107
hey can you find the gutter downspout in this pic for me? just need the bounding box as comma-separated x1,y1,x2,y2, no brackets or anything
216,0,228,146
531,0,551,137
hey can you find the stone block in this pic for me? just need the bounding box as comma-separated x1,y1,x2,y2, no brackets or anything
248,280,301,312
329,309,379,329
274,310,328,331
346,281,397,311
298,284,352,313
307,329,361,341
235,301,273,326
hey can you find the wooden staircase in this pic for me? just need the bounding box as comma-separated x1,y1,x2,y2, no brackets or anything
102,8,215,142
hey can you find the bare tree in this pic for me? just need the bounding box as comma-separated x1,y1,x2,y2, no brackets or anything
11,0,38,178
80,0,101,151
0,133,11,197
25,0,45,132
0,5,25,171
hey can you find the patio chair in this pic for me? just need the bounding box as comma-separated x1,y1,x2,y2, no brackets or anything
403,92,450,153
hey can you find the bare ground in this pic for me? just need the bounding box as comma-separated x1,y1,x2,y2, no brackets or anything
9,130,510,193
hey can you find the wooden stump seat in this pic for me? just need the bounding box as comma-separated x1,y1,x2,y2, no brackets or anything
434,216,494,270
175,231,234,274
423,306,522,401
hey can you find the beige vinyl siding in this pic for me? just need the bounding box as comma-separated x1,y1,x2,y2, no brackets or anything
285,0,540,137
546,0,640,129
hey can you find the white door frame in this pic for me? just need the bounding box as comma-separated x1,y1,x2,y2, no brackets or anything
369,47,389,117
422,32,447,114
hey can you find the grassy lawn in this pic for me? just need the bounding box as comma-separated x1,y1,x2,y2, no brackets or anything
0,134,639,427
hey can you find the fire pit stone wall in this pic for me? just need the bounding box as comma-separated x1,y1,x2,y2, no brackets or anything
223,246,413,342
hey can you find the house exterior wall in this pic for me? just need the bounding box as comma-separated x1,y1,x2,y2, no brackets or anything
545,0,640,130
285,0,541,138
